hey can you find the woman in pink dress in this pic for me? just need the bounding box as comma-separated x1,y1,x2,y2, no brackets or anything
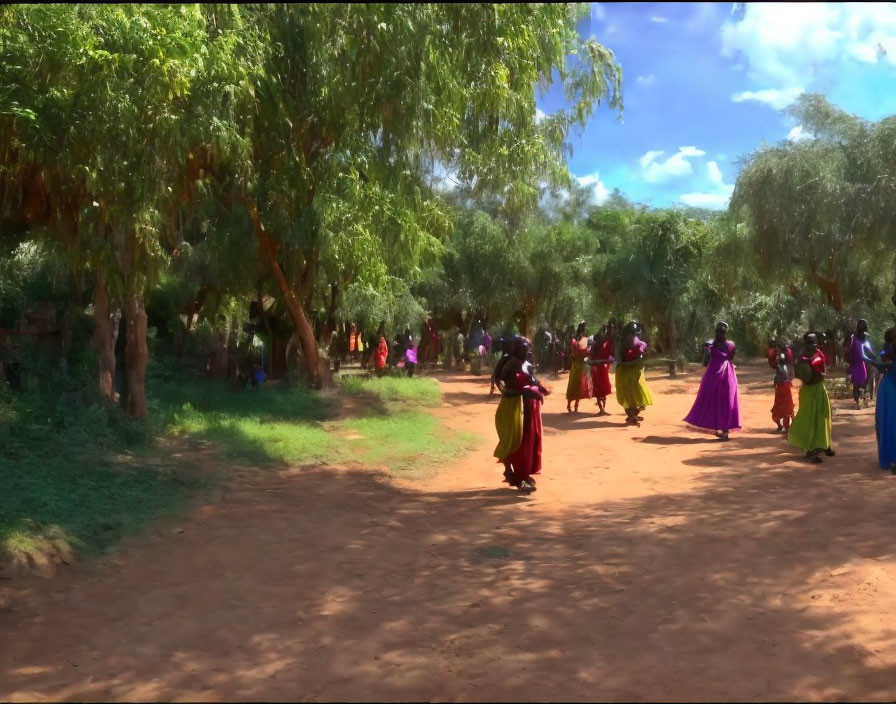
684,321,741,441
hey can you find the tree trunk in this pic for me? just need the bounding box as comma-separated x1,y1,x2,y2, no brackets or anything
92,269,118,402
666,312,678,355
185,286,209,332
322,281,339,348
811,273,843,313
124,294,148,419
244,198,321,386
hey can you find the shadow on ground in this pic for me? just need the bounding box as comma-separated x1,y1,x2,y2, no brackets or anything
3,362,896,701
3,407,896,702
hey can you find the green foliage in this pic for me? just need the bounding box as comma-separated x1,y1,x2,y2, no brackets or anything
732,93,896,313
0,380,207,562
1,369,475,565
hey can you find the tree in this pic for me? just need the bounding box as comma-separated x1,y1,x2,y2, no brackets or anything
731,93,896,315
0,5,259,416
228,3,622,385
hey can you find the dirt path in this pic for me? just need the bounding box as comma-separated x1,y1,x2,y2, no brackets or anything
3,361,896,702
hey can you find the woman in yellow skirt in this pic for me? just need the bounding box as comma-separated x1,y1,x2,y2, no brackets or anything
566,321,593,413
615,320,653,426
789,332,835,463
493,336,549,492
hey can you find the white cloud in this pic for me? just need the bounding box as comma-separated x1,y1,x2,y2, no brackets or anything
707,161,725,186
680,160,734,210
639,150,664,168
640,146,706,183
636,74,656,86
575,172,610,205
722,3,896,109
535,108,547,123
787,124,813,142
731,87,802,110
592,3,606,22
680,192,730,209
649,15,669,24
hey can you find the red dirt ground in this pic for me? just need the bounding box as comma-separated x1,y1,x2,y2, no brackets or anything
2,360,896,702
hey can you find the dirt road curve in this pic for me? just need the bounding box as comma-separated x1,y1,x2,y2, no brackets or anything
3,361,896,702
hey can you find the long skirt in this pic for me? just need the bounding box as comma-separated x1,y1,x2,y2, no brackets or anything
494,394,542,486
876,372,896,469
684,361,741,432
771,381,795,423
566,357,593,401
788,382,832,452
616,362,653,410
591,363,612,398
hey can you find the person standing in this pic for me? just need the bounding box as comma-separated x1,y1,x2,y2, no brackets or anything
565,321,593,413
846,319,876,407
493,336,549,492
588,321,615,416
771,352,796,433
875,327,896,473
615,321,652,425
456,329,466,370
683,322,741,441
403,327,418,378
349,323,359,362
374,333,389,377
329,327,344,374
789,332,835,464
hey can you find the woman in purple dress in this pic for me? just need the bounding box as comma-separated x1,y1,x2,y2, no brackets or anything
846,319,876,407
684,321,741,441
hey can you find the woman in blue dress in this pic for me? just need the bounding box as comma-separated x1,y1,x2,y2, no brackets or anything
874,327,896,473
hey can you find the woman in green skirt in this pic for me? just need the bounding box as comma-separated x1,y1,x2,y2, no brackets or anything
789,332,835,464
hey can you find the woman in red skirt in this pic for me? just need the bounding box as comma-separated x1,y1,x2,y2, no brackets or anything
493,336,550,492
589,321,615,416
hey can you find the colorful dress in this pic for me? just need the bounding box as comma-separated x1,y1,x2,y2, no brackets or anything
771,363,795,425
684,340,741,432
848,334,873,387
566,336,593,402
789,350,832,452
589,338,614,398
494,369,544,488
876,366,896,469
615,337,652,410
375,338,388,370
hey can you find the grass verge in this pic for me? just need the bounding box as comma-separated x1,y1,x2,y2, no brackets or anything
1,374,479,569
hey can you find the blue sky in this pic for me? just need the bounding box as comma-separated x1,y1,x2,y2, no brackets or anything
540,2,896,209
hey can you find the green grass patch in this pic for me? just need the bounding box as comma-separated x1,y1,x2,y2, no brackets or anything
0,385,211,564
1,453,208,560
169,403,337,466
342,411,479,476
336,374,442,406
1,373,479,569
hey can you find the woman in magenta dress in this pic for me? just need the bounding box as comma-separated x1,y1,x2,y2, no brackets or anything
588,321,615,416
684,321,741,441
493,336,550,493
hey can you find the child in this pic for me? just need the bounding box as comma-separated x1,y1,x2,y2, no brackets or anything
771,352,795,433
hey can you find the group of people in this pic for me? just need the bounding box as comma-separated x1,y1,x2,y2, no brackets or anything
329,324,421,378
492,318,896,493
564,320,652,425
